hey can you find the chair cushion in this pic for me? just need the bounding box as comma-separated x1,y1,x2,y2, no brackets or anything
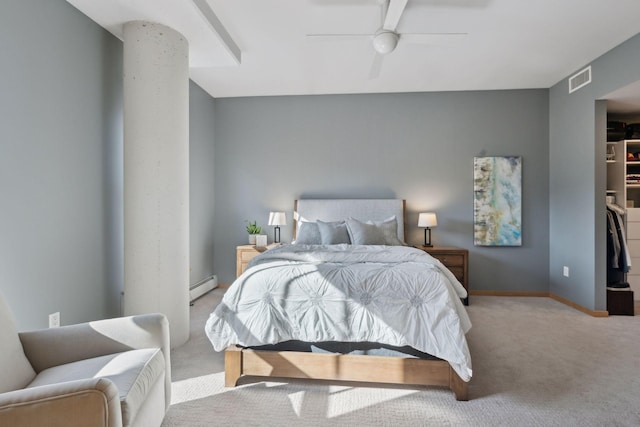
0,293,36,393
26,348,165,426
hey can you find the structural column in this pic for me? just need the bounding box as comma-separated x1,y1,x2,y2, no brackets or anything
123,21,189,346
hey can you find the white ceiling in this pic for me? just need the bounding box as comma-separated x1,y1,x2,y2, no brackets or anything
66,0,640,99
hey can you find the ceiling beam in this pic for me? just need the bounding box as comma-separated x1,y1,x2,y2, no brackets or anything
192,0,241,64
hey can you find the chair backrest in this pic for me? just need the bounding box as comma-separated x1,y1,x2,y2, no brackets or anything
0,293,36,392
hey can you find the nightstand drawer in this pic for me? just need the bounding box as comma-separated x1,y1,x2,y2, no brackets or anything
241,251,260,263
236,244,280,277
416,245,469,305
432,254,464,267
446,266,464,281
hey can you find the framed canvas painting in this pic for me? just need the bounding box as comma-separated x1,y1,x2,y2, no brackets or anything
473,156,522,246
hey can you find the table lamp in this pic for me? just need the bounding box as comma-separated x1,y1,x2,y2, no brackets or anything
418,212,437,247
268,212,286,243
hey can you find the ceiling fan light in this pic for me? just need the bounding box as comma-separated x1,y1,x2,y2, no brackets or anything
372,31,398,55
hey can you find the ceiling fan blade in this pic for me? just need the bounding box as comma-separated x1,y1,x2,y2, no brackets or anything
368,52,384,79
383,0,408,31
401,32,468,45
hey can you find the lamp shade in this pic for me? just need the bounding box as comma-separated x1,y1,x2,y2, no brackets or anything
418,213,437,228
268,212,287,226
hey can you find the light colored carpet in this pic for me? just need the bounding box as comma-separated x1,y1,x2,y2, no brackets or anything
162,289,640,426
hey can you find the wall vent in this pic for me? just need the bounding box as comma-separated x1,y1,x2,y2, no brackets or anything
568,66,592,93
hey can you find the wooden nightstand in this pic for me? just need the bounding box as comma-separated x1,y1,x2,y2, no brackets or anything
236,244,279,277
417,246,469,305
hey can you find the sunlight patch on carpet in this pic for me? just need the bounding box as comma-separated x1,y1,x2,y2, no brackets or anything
171,372,226,404
326,386,419,418
263,381,287,387
287,390,306,417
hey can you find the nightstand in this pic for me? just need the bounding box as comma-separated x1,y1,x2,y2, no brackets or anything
236,243,279,277
417,246,469,305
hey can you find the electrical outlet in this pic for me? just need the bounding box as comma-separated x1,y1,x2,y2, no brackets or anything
49,312,60,328
563,266,570,277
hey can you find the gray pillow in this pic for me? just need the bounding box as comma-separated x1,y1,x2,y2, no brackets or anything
345,216,405,246
294,221,322,244
368,216,406,246
317,220,351,244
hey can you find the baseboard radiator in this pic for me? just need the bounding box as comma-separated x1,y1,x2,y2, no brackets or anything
190,275,218,302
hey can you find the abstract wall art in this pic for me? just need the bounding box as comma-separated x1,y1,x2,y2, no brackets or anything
473,156,522,246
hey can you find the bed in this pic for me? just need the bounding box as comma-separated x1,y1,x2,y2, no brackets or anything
205,199,472,400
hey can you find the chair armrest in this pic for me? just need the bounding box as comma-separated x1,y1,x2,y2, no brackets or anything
19,313,169,370
0,377,122,427
19,313,171,410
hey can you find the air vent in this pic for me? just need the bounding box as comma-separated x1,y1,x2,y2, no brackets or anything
569,66,591,93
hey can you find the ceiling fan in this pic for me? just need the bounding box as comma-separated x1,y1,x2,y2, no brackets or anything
307,0,467,79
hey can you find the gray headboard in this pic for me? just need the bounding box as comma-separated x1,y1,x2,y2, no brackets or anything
294,199,406,241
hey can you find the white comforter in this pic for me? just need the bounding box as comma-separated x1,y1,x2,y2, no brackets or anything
205,244,472,381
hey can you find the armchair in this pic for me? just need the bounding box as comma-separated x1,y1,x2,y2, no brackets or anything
0,293,171,427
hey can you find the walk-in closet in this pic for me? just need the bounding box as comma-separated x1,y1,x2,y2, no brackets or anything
605,97,640,315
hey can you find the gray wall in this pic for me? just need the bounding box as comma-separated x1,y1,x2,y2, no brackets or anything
0,0,217,329
549,33,640,311
10,0,636,326
0,0,123,329
213,90,550,288
190,81,216,285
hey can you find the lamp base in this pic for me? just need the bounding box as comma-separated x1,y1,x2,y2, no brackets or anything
423,228,432,247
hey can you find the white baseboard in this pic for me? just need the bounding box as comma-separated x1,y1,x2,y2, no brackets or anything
190,275,218,302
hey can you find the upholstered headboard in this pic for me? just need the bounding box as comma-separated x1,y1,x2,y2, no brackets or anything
294,199,406,241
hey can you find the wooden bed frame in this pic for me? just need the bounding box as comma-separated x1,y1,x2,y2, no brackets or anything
223,199,470,401
225,346,468,400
